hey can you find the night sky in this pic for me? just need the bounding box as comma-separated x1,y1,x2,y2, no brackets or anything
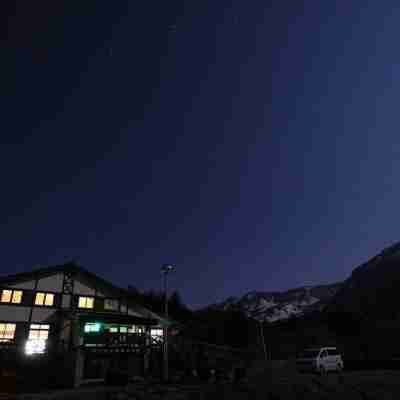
2,2,400,308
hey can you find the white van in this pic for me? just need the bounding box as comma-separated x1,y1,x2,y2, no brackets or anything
296,347,344,374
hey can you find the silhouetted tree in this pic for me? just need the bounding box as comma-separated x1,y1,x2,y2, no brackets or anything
126,287,193,322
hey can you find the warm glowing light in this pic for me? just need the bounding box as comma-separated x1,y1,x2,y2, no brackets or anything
28,324,50,340
11,290,22,304
44,293,54,306
35,292,45,305
1,290,12,303
0,323,16,342
79,297,94,309
35,293,54,306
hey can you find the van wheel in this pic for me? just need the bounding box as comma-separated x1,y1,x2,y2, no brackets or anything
337,364,343,373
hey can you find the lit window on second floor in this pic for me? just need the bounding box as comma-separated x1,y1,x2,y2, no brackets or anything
35,292,54,306
104,299,119,311
78,297,94,309
1,289,23,304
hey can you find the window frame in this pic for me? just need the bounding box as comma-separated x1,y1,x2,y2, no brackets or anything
150,328,164,341
0,322,17,342
104,298,119,311
28,324,50,340
0,289,23,304
107,325,145,334
78,296,95,309
34,292,55,307
84,322,103,333
26,324,50,355
327,348,339,356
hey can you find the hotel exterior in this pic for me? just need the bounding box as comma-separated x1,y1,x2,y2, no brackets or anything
0,263,167,388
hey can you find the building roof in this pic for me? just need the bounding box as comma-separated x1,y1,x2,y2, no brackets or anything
0,262,126,296
0,262,170,325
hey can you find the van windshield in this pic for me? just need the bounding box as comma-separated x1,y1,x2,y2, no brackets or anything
299,349,320,358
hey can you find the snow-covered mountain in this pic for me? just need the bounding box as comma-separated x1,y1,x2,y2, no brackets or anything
209,282,343,323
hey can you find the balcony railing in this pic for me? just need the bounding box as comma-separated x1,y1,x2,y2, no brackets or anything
83,332,147,348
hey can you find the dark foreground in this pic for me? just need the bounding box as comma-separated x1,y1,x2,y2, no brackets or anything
15,365,400,399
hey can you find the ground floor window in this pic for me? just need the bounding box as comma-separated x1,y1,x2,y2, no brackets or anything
84,323,102,333
0,323,16,342
150,328,164,343
83,323,145,334
28,324,50,340
25,324,50,355
83,323,147,348
109,325,145,334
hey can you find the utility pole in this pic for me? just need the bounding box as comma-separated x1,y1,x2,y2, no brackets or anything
259,319,267,361
161,264,175,382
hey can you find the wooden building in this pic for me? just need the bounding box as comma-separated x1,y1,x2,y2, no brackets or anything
0,263,167,389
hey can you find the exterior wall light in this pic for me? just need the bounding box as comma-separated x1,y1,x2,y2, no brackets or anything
25,339,46,355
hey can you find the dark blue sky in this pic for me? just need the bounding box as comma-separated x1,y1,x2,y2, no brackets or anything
2,1,400,308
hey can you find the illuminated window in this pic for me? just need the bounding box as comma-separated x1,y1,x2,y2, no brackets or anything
25,339,46,355
84,323,102,333
35,292,54,306
108,325,144,334
1,289,23,304
0,323,16,342
28,324,50,340
151,328,164,342
128,325,144,334
78,297,94,309
151,328,163,337
26,324,50,355
104,299,119,311
12,290,23,303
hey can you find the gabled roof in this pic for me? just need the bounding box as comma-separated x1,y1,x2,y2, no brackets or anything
0,262,169,325
0,262,126,297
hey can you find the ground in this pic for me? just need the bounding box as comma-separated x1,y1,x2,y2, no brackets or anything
15,363,400,399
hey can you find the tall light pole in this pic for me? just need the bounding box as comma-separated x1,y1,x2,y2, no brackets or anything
259,319,267,361
161,264,175,382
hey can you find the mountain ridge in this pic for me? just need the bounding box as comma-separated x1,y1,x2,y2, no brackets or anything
207,281,344,322
206,241,400,323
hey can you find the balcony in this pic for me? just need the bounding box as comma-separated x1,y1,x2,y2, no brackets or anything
83,332,147,348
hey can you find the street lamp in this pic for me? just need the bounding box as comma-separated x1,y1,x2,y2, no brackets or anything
161,264,175,382
259,319,267,361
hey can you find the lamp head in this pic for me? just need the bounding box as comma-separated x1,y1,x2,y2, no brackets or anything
161,264,175,274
